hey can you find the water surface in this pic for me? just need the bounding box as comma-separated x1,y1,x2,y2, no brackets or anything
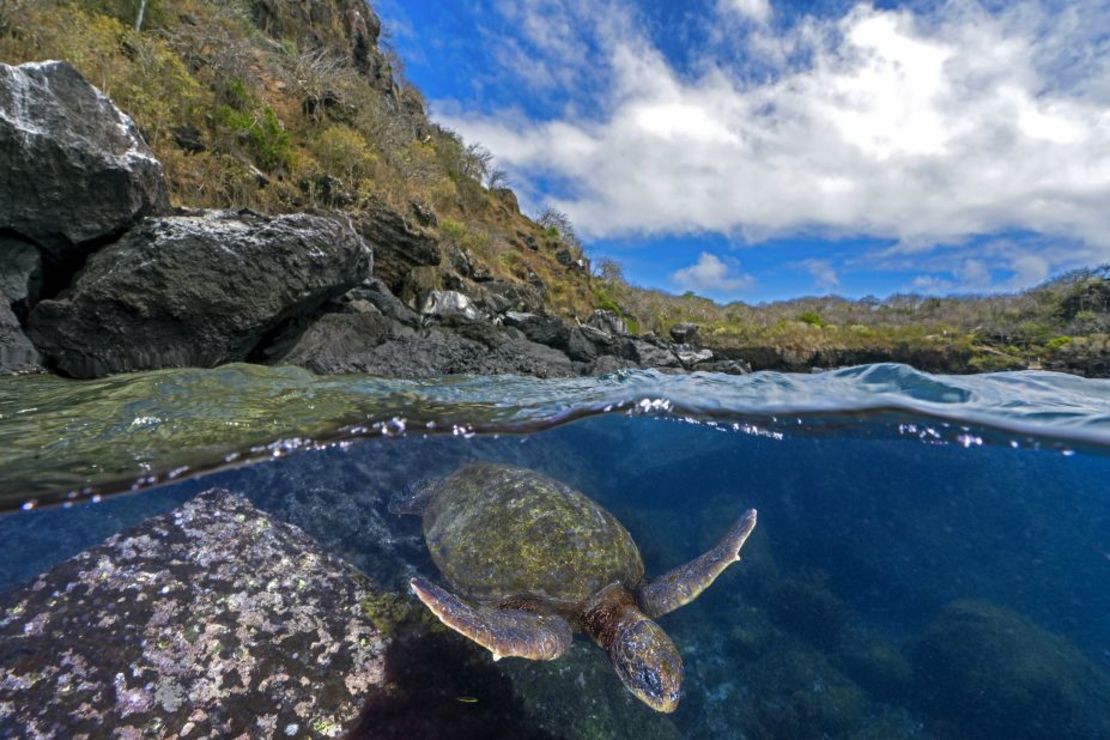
1,364,1108,738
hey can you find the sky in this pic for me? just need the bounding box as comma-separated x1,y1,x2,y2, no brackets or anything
374,0,1110,302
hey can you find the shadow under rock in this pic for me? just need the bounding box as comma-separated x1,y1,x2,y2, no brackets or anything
346,619,563,740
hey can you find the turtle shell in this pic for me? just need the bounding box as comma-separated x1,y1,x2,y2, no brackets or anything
422,463,644,608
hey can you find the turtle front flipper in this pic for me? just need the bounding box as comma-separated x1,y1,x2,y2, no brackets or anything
638,509,757,619
410,577,572,661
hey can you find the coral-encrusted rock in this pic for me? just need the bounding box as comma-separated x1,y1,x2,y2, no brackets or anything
0,61,168,260
28,210,371,378
0,490,385,738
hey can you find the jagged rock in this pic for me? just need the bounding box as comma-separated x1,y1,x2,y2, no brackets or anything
273,312,575,377
630,339,680,368
0,489,386,738
451,249,472,277
28,210,370,378
344,278,421,327
676,347,714,367
502,312,571,349
356,200,440,294
669,323,699,345
566,327,600,362
587,309,627,336
421,290,483,322
0,235,41,305
0,61,168,261
0,294,39,374
477,280,545,315
588,355,639,375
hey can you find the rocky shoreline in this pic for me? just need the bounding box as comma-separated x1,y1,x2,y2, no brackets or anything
0,60,736,381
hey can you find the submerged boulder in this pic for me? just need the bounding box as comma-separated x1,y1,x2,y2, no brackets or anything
0,490,386,737
0,61,168,260
28,210,371,378
911,599,1110,740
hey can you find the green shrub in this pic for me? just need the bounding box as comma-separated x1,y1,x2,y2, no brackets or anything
798,311,823,327
311,125,376,182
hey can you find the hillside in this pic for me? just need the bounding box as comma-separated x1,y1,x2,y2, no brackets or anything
1,0,1107,377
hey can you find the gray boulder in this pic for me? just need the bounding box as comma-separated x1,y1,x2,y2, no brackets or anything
670,322,700,345
356,199,440,293
0,490,386,738
343,277,421,327
28,210,371,378
0,294,39,374
0,235,42,305
0,61,168,260
502,311,571,349
422,290,483,322
587,309,627,336
273,312,575,378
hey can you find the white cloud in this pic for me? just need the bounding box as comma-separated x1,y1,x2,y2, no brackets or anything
438,0,1110,275
798,258,840,290
671,252,754,293
724,0,772,25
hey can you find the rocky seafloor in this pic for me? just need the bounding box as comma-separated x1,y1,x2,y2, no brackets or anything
4,427,1108,740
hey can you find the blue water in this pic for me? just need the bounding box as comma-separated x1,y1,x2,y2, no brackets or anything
1,364,1109,737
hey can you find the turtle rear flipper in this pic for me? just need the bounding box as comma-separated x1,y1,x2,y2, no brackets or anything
638,509,757,619
410,577,572,661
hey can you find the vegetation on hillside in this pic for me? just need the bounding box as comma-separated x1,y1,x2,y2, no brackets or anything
0,0,597,314
2,0,1106,374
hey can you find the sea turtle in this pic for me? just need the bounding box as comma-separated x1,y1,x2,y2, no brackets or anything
398,462,758,713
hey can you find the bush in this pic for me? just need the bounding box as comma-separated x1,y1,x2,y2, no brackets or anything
797,311,823,327
311,125,376,183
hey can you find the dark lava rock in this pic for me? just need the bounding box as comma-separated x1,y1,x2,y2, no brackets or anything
0,490,385,738
501,312,571,349
669,322,699,345
911,599,1110,740
629,339,680,368
343,277,421,327
0,61,168,260
0,294,39,374
356,200,440,294
273,312,575,378
28,210,370,378
477,280,545,315
0,235,42,306
421,290,484,322
586,309,627,336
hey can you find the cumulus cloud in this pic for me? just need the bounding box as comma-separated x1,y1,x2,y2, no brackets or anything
439,0,1110,272
671,252,754,293
798,258,840,290
724,0,773,25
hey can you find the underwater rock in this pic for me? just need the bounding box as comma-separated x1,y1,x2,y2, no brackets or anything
911,599,1110,740
0,489,386,738
0,294,39,374
767,574,848,650
0,61,168,261
28,210,370,378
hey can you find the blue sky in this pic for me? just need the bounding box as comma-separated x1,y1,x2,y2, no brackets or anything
376,0,1110,302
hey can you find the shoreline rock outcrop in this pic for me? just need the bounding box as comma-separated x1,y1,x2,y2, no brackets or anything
0,61,168,269
28,210,371,378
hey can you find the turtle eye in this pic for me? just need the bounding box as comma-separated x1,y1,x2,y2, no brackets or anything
639,668,662,696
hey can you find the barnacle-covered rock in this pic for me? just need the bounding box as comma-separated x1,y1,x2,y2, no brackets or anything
0,490,386,738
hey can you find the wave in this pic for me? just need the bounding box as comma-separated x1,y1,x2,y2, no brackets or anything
1,363,1107,511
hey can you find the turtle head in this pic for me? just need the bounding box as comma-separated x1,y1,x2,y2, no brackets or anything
610,616,683,713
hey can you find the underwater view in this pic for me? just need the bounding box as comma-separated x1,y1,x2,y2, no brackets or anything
1,364,1109,739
